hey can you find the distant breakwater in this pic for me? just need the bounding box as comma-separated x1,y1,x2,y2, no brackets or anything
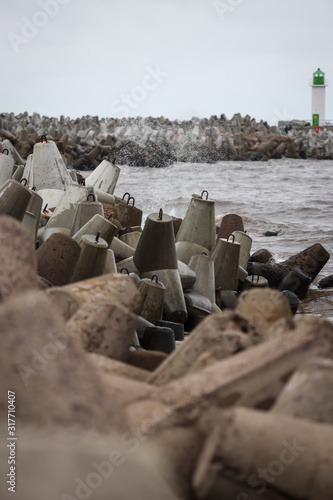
1,112,333,169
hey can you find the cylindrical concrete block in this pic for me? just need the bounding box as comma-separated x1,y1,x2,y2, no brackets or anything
0,178,32,221
232,230,252,270
36,232,81,286
134,211,178,273
103,248,117,274
142,269,187,324
212,237,241,291
111,236,135,261
139,276,166,325
71,233,108,283
243,274,268,290
176,193,216,252
141,326,176,354
95,190,116,206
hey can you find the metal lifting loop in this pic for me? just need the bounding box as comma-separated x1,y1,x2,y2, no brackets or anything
201,252,208,256
120,268,129,275
151,275,159,283
158,208,163,220
20,178,28,186
32,186,36,191
125,226,133,233
87,193,96,202
43,203,48,212
40,135,47,143
201,190,209,200
251,274,260,284
2,148,9,155
95,231,100,243
227,234,235,243
122,192,131,203
127,196,135,206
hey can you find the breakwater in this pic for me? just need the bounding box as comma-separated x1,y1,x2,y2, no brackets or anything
1,112,333,169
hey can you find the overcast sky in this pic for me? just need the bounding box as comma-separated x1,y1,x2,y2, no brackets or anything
1,0,333,125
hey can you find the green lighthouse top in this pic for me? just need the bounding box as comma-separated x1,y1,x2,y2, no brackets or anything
313,68,325,85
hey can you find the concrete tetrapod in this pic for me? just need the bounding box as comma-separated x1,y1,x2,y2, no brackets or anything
176,192,216,253
148,311,259,386
247,243,330,288
134,210,178,273
72,213,117,246
271,356,333,424
0,178,32,221
85,159,120,194
212,236,241,291
66,297,138,361
71,233,108,283
193,407,333,500
31,138,72,191
0,148,15,185
232,230,252,270
0,215,39,302
154,316,333,414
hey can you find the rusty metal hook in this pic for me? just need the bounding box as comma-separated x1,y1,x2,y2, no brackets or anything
20,178,28,186
151,275,159,283
227,234,235,243
120,268,129,275
201,190,209,200
122,192,131,203
127,196,135,206
87,193,96,202
158,208,163,220
2,148,9,155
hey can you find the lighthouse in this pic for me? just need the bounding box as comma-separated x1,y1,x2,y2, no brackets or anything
311,68,327,127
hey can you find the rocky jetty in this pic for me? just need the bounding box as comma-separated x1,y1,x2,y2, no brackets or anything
1,111,333,169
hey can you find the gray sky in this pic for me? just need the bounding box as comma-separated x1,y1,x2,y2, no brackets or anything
1,0,333,124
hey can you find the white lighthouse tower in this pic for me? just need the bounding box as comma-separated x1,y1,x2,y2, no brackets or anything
311,68,327,127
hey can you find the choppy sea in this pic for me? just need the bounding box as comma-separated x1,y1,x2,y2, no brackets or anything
109,158,333,277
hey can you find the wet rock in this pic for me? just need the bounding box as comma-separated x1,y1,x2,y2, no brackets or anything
318,274,333,289
249,248,273,263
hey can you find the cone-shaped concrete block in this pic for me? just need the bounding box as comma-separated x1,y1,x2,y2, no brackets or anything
176,194,216,252
217,213,244,241
0,215,38,301
87,352,149,382
232,230,252,270
73,213,117,246
139,277,166,325
71,233,108,283
0,149,15,185
188,253,215,303
85,159,120,194
70,197,104,236
134,212,178,273
31,139,72,191
175,240,210,265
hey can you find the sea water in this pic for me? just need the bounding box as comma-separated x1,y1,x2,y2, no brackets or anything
111,158,333,277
